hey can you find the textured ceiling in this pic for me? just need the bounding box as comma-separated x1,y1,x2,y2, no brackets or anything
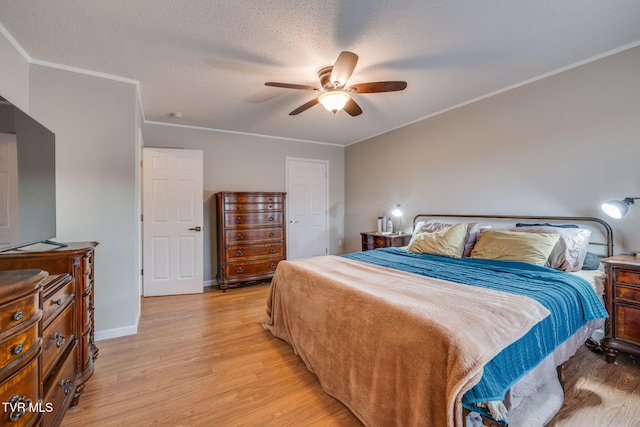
1,1,640,146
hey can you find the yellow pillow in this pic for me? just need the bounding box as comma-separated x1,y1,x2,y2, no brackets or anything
407,223,468,258
470,230,560,265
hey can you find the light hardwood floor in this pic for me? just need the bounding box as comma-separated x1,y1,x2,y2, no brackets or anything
62,283,640,427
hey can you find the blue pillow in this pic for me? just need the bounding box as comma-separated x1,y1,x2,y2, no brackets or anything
581,252,602,270
515,222,579,229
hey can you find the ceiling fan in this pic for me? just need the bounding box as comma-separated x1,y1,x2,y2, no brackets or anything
265,51,407,117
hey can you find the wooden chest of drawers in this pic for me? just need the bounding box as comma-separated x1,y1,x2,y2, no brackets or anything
602,255,640,363
216,192,286,290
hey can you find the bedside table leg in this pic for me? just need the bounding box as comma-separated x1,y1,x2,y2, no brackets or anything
603,345,618,364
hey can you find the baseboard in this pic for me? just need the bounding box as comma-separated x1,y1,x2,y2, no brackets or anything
95,322,139,341
204,279,216,288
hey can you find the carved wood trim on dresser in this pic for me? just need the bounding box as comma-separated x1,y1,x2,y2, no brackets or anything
0,242,98,426
216,192,286,291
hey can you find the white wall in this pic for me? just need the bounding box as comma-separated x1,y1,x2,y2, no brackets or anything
142,123,345,284
0,27,29,111
345,46,640,254
29,65,140,338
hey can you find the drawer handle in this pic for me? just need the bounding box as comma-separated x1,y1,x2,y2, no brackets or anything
12,344,23,355
270,263,277,269
268,216,274,221
268,204,273,209
236,267,244,274
269,232,275,237
59,379,73,395
236,217,243,223
236,234,244,240
269,247,275,254
55,298,63,306
12,310,24,322
8,395,31,422
235,250,243,257
53,332,65,348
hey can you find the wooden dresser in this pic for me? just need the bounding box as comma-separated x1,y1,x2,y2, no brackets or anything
0,242,98,425
216,192,286,291
361,232,412,251
0,269,47,427
601,254,640,363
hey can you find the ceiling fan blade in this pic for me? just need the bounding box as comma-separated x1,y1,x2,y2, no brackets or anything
343,98,363,117
265,82,319,91
349,81,407,93
289,98,319,115
330,51,359,87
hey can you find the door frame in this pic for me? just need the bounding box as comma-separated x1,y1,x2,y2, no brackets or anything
285,156,330,259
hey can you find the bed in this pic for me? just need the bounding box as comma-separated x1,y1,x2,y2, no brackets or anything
262,214,612,426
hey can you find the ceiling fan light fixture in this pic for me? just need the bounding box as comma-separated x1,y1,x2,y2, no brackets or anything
318,91,350,113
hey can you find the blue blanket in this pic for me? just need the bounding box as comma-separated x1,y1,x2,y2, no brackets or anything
342,248,608,414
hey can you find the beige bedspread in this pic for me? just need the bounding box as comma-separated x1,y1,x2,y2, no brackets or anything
262,255,550,427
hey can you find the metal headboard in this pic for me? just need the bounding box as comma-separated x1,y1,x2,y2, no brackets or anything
413,214,613,257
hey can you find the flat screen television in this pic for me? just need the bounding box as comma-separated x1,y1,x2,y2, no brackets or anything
0,96,58,252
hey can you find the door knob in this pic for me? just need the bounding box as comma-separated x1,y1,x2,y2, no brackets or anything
189,226,202,232
289,220,299,224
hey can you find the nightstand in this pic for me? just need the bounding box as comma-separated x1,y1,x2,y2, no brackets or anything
601,254,640,363
361,231,412,251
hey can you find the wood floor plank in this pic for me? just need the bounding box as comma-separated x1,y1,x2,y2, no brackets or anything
61,283,640,427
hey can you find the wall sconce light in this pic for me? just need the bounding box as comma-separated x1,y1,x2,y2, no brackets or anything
601,197,639,219
392,204,403,234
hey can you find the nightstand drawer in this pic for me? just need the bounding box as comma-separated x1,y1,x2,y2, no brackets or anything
615,304,640,343
615,284,640,303
614,269,640,286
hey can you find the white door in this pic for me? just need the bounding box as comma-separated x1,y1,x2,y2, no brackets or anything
286,158,329,260
0,134,18,248
143,148,204,296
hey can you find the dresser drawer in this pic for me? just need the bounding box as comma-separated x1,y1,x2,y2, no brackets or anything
0,293,39,333
42,303,74,379
0,353,40,427
225,212,283,228
42,343,77,427
42,276,74,326
225,257,283,280
224,202,283,211
614,269,640,286
0,316,40,370
225,243,284,260
225,227,283,244
223,194,283,204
